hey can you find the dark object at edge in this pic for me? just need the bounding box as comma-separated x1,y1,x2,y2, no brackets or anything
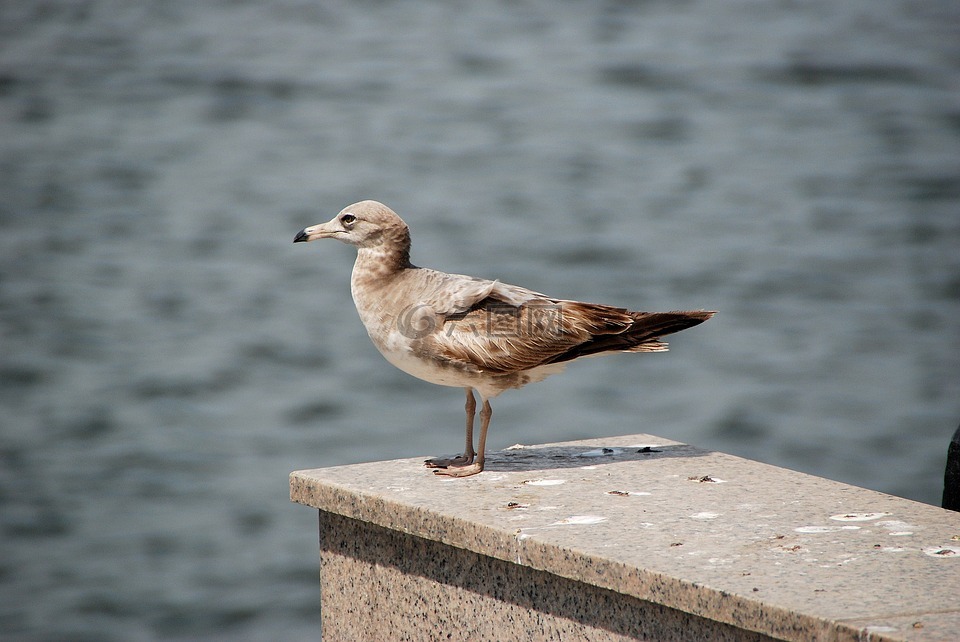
943,424,960,512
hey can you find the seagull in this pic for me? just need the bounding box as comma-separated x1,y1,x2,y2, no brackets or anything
294,200,715,477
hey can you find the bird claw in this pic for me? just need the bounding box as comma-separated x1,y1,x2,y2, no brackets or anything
433,463,484,478
424,453,474,469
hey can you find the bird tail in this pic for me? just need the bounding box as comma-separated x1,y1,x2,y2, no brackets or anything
543,309,715,364
621,310,716,353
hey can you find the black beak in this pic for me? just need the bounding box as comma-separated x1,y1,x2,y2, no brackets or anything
293,229,310,243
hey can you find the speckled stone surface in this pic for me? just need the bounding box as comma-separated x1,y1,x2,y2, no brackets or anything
318,510,776,642
291,434,960,642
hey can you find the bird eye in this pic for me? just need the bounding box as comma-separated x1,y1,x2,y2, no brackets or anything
340,213,357,226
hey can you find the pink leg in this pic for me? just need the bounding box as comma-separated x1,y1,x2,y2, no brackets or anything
434,397,491,478
425,388,477,469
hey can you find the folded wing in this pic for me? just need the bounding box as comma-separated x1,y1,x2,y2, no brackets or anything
414,273,714,376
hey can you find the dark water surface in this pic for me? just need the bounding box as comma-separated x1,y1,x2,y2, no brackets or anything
2,1,959,639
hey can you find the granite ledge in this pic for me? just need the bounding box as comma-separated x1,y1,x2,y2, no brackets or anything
291,433,960,642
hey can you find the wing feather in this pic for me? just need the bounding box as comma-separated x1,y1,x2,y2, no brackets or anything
395,268,714,377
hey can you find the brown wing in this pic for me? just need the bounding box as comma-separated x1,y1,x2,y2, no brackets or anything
424,297,606,374
425,296,713,376
404,267,715,375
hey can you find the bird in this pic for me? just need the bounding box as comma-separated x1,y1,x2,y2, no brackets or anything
294,200,715,477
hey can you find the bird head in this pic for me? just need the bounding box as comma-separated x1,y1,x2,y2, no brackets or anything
293,200,408,249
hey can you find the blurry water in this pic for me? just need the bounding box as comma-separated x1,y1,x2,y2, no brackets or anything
2,0,958,639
